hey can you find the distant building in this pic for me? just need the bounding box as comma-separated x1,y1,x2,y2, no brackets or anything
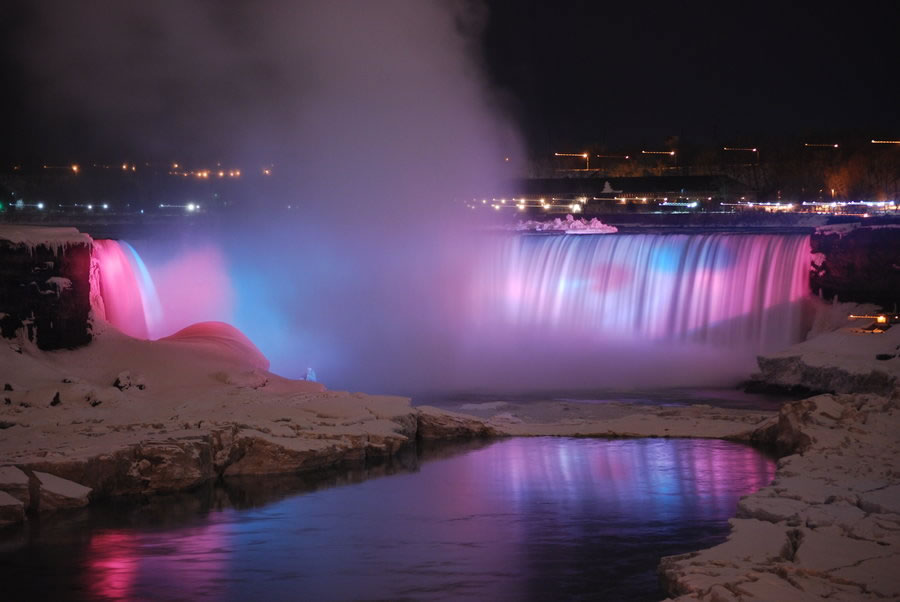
507,175,754,212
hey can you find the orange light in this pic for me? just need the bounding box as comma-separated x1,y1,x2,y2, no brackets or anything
71,164,79,173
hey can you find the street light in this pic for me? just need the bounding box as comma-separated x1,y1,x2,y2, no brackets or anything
641,150,676,156
595,154,631,159
804,143,839,148
871,139,900,144
723,147,760,163
554,152,590,169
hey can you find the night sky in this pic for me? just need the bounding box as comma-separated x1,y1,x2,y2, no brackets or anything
1,1,898,161
481,0,900,154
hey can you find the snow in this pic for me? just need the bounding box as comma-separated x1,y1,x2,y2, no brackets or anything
33,471,92,500
764,323,900,380
816,222,900,236
45,277,72,295
0,225,92,253
160,321,270,371
514,215,618,233
815,222,860,235
660,392,900,600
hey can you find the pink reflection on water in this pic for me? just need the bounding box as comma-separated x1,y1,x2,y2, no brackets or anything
84,519,232,600
85,532,139,600
471,438,775,519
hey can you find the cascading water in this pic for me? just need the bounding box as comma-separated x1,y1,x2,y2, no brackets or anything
87,230,812,389
470,233,811,352
91,240,163,339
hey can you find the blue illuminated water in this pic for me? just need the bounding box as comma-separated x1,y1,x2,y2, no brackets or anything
0,437,774,601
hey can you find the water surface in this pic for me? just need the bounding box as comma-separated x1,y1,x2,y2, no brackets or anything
1,437,775,601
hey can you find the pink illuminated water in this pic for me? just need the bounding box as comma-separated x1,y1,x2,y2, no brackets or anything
470,233,811,351
91,239,163,339
91,232,811,389
0,438,776,601
92,240,232,340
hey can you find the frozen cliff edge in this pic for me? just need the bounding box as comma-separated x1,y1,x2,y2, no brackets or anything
660,392,900,600
0,324,499,524
751,323,900,397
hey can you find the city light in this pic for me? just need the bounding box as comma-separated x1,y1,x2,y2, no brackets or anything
554,152,590,169
871,139,900,144
804,143,839,148
641,150,676,156
71,164,79,173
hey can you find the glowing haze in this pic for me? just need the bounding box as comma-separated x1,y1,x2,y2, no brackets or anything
27,1,813,394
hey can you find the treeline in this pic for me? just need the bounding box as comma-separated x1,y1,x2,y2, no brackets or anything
529,138,900,201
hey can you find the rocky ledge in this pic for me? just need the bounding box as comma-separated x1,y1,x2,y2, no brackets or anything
0,324,499,525
752,323,900,397
0,403,498,525
660,392,900,600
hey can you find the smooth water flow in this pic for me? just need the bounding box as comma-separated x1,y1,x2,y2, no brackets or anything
91,239,163,339
90,231,811,389
0,438,775,601
472,233,811,350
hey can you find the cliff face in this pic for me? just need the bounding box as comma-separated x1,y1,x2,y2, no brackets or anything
811,227,900,309
0,227,92,350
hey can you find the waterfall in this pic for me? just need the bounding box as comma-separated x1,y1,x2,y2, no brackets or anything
91,239,163,339
470,233,811,352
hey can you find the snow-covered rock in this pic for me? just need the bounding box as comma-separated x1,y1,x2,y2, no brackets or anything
32,471,91,510
416,406,499,440
660,392,900,600
0,491,25,526
515,215,618,233
754,324,900,396
0,466,30,506
0,325,494,501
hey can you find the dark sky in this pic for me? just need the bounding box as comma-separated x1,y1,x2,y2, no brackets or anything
481,1,900,153
2,1,898,161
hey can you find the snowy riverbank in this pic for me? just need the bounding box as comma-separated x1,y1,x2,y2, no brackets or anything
2,315,898,599
0,321,495,523
660,391,900,600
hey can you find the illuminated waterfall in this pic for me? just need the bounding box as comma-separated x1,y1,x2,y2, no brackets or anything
471,233,811,351
91,239,163,339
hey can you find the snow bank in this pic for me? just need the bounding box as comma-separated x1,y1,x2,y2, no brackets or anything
515,215,618,233
161,321,270,371
0,225,92,254
755,323,900,396
661,393,900,600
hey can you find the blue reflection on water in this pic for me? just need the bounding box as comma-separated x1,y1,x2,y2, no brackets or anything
1,438,774,601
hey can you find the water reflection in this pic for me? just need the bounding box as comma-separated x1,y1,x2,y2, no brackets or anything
1,438,774,601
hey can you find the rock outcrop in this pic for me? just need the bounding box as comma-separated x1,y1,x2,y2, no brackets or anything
0,491,24,527
0,226,92,349
660,392,900,600
0,406,496,511
753,325,900,397
810,226,900,308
